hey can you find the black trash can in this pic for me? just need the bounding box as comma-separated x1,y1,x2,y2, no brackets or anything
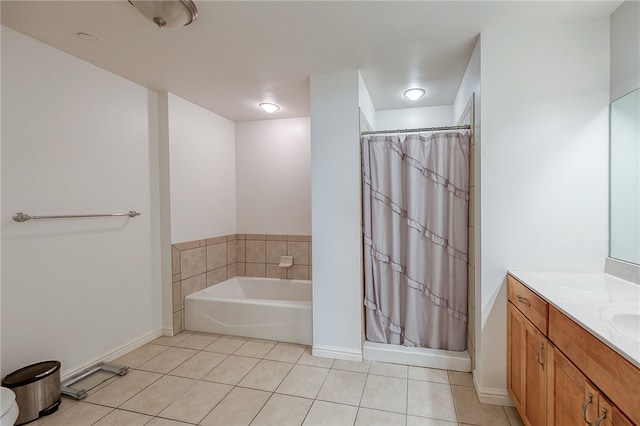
2,361,61,425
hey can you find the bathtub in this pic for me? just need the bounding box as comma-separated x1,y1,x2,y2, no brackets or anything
184,277,312,345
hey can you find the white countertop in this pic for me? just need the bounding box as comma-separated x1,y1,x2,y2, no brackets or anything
509,271,640,369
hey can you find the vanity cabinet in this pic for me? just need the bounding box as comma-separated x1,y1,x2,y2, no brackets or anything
507,274,638,426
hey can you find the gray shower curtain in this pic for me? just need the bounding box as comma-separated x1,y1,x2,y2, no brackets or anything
362,131,470,351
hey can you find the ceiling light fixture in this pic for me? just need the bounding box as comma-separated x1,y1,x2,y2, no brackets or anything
129,0,198,28
259,103,280,113
403,88,426,101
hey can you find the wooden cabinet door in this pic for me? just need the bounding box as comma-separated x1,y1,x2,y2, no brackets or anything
508,303,549,426
552,348,598,425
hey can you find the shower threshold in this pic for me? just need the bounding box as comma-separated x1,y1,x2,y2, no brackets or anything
363,341,470,372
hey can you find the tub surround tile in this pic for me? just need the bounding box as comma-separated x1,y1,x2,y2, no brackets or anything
236,263,246,276
246,240,266,263
227,263,238,278
246,263,266,277
303,400,358,426
236,240,246,262
227,240,237,263
287,241,310,265
173,311,182,334
180,273,206,298
206,267,227,287
355,408,406,426
172,247,180,274
180,247,206,279
199,387,270,426
266,264,287,279
205,236,227,245
246,234,266,240
251,393,313,426
207,243,227,271
203,355,259,385
172,282,181,313
287,265,309,280
266,241,287,263
158,380,232,424
173,240,200,251
287,235,311,242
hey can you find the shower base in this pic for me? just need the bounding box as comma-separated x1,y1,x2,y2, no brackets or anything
363,341,470,372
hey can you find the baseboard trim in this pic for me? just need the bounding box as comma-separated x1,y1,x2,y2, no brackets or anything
473,372,514,406
61,329,163,381
312,344,362,361
162,327,175,337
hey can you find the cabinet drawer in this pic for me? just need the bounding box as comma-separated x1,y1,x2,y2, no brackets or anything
549,306,640,426
508,275,548,335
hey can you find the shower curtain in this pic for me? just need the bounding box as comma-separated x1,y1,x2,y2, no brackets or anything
362,131,470,351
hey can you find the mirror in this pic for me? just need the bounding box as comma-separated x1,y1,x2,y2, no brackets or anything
610,88,640,265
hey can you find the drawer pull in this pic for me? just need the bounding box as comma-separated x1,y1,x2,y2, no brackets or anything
582,393,593,425
516,295,530,306
595,407,607,426
535,342,545,371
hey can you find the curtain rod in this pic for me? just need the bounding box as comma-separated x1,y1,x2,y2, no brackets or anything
360,124,470,136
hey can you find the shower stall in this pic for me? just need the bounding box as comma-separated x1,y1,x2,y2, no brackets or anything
360,113,474,372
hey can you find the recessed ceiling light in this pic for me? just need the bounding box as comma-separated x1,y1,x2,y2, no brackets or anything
259,103,280,113
76,32,99,43
403,88,425,101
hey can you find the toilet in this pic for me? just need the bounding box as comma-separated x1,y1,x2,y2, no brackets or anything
0,387,19,426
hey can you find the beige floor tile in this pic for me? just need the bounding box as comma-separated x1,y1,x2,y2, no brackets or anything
202,355,259,385
407,416,459,425
146,418,193,425
37,402,112,426
265,342,307,363
168,351,228,379
448,371,474,387
199,387,271,426
408,366,450,384
234,338,277,358
138,347,198,374
158,380,232,424
84,370,162,407
251,393,313,426
504,406,524,426
175,332,221,350
297,348,334,368
112,344,170,368
369,361,409,378
238,359,293,391
92,409,152,426
360,374,407,414
120,375,196,416
28,396,79,426
302,400,358,426
316,369,367,406
451,386,510,426
276,365,330,399
407,380,457,422
332,359,371,373
204,335,249,354
151,333,191,347
355,407,406,426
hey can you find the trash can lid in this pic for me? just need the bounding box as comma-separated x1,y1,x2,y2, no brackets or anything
1,361,61,388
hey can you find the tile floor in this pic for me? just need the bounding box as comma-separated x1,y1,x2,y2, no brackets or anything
30,332,524,426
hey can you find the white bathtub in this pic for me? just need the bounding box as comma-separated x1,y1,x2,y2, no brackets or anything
184,277,312,345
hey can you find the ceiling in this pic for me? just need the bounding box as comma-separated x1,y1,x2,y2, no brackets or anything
1,1,621,123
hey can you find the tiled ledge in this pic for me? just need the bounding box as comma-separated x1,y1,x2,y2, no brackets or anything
171,234,312,333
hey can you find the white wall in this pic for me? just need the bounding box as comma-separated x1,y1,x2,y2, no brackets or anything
168,94,236,243
376,105,453,130
1,27,162,377
310,70,364,359
477,19,610,400
235,118,311,235
610,0,640,101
